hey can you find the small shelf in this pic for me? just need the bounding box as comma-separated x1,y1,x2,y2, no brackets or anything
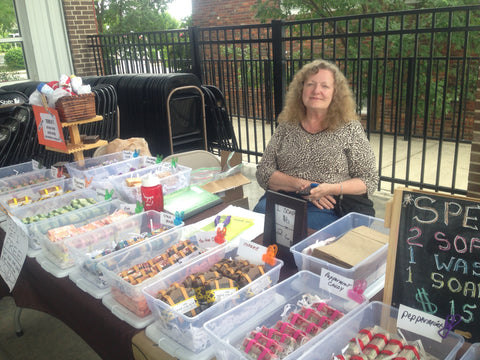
45,115,106,162
58,115,104,127
46,139,108,154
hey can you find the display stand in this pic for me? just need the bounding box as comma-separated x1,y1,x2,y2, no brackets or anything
45,115,107,162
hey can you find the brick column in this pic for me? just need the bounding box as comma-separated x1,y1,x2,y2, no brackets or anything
467,63,480,198
62,0,99,76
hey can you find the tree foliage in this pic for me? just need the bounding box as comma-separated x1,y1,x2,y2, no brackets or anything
252,0,479,22
94,0,179,34
0,0,17,35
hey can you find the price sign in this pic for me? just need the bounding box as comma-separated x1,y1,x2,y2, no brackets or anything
32,105,67,152
263,190,307,265
0,216,29,291
384,187,480,341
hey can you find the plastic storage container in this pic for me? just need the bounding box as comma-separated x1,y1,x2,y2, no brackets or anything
16,189,105,251
297,301,464,360
0,160,38,179
111,162,191,203
290,212,389,293
460,343,480,360
203,270,366,360
0,177,76,215
142,244,284,353
0,168,59,194
65,152,157,187
65,210,181,290
97,224,216,319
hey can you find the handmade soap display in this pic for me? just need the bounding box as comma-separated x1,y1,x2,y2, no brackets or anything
30,74,106,162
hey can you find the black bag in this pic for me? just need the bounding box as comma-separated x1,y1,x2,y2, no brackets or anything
334,194,375,217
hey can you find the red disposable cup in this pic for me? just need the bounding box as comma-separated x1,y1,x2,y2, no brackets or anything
141,183,163,212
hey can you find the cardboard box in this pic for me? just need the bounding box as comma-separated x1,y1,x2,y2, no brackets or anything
201,151,250,208
311,225,389,268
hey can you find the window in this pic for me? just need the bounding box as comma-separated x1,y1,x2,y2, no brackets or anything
0,0,28,83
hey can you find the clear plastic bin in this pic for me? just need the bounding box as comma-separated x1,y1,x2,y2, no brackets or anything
142,244,284,353
65,210,182,289
65,152,157,187
0,168,59,194
97,224,216,318
0,160,38,179
460,343,480,360
290,212,389,291
203,270,366,360
297,301,464,360
15,189,105,250
110,162,191,203
0,178,76,214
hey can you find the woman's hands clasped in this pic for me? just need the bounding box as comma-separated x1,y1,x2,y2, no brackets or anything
300,182,337,210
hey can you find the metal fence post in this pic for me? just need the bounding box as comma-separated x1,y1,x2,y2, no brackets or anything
272,20,285,121
189,26,203,82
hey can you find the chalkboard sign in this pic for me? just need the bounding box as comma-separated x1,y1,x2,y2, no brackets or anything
384,187,480,341
263,190,307,265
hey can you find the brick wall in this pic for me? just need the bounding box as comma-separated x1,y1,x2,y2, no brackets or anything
467,65,480,198
192,0,259,27
62,0,99,76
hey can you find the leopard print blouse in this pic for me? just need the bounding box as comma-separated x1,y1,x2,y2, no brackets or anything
256,120,379,195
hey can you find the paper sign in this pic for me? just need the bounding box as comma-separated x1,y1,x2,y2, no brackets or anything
320,268,354,300
237,238,267,265
195,230,218,248
274,203,295,247
160,212,176,227
0,216,29,291
32,105,67,151
397,304,444,343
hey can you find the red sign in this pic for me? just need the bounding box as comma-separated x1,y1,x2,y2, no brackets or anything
32,105,67,152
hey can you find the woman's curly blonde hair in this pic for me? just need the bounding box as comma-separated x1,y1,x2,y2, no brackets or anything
278,59,359,130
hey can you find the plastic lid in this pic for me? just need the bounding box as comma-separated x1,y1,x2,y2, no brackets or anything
141,172,160,187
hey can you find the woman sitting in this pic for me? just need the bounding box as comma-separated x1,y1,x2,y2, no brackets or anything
254,59,379,230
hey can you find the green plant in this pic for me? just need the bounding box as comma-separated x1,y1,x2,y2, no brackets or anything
4,46,24,70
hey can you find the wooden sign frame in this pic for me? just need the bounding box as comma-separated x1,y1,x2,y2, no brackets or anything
383,186,480,341
263,190,308,264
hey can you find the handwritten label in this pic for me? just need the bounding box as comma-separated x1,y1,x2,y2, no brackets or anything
274,204,295,247
195,230,218,248
160,212,176,227
397,304,444,342
320,268,354,299
237,238,267,265
72,176,86,190
0,216,29,291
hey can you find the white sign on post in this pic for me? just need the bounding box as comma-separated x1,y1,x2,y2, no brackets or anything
0,216,29,291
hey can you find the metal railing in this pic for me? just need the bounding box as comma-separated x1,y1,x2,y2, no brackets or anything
88,5,480,195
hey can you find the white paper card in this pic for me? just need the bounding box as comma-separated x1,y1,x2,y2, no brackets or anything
397,304,444,343
0,216,29,291
160,212,176,227
274,203,295,247
195,230,218,248
237,238,267,265
319,268,354,300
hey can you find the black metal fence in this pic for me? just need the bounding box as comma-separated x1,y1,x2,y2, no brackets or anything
88,5,480,195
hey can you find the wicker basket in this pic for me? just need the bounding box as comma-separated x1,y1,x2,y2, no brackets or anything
55,93,96,122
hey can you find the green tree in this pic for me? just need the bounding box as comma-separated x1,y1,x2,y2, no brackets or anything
252,0,479,21
94,0,179,34
0,0,16,35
